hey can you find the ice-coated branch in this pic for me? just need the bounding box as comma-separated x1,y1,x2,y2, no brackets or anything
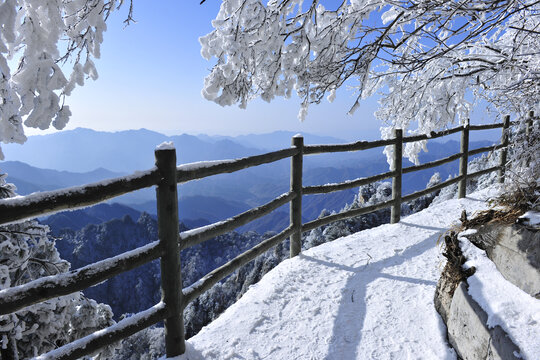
201,0,540,162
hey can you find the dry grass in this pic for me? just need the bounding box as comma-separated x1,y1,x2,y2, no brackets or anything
464,181,539,228
438,183,538,248
463,207,525,228
492,180,539,210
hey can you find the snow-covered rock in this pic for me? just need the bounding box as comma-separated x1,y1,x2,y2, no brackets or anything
436,219,540,360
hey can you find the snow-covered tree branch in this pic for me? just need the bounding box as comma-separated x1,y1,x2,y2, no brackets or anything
0,0,134,159
201,0,540,162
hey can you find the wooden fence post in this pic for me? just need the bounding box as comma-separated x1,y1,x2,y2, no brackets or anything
526,110,534,138
498,115,510,183
290,135,303,258
458,121,470,199
155,147,185,357
391,129,402,224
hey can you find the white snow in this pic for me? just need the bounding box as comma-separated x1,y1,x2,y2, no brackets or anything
168,185,536,360
176,159,235,172
459,236,540,359
381,7,400,25
156,141,175,150
519,211,540,227
180,221,226,241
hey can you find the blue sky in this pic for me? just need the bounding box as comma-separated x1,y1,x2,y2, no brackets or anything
24,1,382,141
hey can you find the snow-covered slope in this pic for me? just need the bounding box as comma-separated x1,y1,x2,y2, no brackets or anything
173,186,508,360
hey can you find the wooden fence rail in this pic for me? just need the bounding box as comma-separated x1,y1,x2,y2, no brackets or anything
180,192,296,250
0,169,160,225
176,148,298,183
183,226,296,306
303,170,396,195
35,302,169,360
0,241,162,315
0,113,534,359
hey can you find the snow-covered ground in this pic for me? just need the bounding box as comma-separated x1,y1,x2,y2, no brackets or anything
171,185,534,360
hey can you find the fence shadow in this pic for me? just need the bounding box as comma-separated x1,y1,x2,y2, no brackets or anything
399,221,447,232
300,232,439,359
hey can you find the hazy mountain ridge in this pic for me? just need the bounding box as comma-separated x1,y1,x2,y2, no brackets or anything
197,130,346,151
2,129,494,234
2,128,276,173
0,160,123,193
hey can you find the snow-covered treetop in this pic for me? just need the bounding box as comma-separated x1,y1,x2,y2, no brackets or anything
200,0,540,161
0,0,133,159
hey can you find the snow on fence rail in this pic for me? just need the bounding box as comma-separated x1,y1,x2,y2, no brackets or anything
176,147,298,182
0,112,534,359
0,168,160,225
0,241,162,315
180,192,296,250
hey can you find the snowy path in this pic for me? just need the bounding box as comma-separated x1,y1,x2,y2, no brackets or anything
177,187,502,360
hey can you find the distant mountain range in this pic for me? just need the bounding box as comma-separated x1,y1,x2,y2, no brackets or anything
197,131,345,151
1,128,494,234
1,128,346,173
0,160,123,194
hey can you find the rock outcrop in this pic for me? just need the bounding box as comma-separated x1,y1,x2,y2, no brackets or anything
435,217,539,360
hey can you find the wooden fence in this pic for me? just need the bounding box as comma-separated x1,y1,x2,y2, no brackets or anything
0,112,534,359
